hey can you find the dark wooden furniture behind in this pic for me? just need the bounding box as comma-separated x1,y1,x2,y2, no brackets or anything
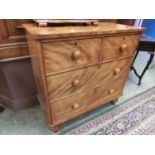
24,22,143,131
0,19,39,111
131,35,155,85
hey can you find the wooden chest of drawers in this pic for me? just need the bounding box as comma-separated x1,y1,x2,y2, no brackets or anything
24,22,143,132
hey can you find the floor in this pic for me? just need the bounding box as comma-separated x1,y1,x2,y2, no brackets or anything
0,52,155,135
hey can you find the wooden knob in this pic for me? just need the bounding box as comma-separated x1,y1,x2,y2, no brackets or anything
109,89,115,94
114,68,121,74
72,103,80,109
120,44,127,51
72,79,80,86
72,50,81,60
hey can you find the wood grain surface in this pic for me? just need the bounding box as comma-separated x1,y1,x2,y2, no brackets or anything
24,22,143,40
24,22,143,131
101,34,141,61
50,78,126,125
26,33,52,123
47,58,132,101
43,38,102,73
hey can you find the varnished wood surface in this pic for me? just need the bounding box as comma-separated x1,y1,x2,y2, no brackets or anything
0,20,134,45
50,78,126,125
43,34,140,74
24,22,143,40
24,22,143,131
43,38,102,73
47,58,132,101
26,34,52,123
101,34,141,61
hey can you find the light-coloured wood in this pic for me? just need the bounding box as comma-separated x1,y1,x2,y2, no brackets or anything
72,103,80,110
26,33,52,124
72,79,80,87
109,89,115,94
71,50,81,60
43,38,102,73
24,22,143,132
48,125,60,132
120,43,128,51
101,34,141,61
47,58,132,101
114,67,121,75
50,78,126,125
24,22,143,40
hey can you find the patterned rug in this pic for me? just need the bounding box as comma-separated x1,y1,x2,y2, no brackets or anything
67,87,155,135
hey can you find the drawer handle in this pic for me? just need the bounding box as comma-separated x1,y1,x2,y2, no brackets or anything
72,103,80,110
71,50,81,60
120,44,128,51
109,89,115,94
72,79,80,86
114,68,121,74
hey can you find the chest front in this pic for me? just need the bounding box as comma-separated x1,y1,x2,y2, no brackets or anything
24,23,143,132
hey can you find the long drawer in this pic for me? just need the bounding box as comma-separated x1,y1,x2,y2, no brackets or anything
43,38,102,74
50,78,125,125
101,34,140,62
47,58,132,101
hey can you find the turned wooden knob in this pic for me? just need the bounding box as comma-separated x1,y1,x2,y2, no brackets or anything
109,89,115,94
120,44,128,51
72,103,80,109
114,68,121,74
72,50,81,60
72,79,80,86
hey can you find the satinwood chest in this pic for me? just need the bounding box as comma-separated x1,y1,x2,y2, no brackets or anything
24,22,143,132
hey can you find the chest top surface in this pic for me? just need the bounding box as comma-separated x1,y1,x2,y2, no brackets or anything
24,22,143,40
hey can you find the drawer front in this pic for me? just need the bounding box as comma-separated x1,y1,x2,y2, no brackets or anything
101,34,140,61
50,79,125,125
43,38,102,74
47,58,132,101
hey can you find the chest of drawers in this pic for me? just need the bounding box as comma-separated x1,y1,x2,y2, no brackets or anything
24,22,143,132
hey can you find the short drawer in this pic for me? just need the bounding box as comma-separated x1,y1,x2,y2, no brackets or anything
47,58,132,101
43,38,102,74
50,79,125,125
101,34,140,61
